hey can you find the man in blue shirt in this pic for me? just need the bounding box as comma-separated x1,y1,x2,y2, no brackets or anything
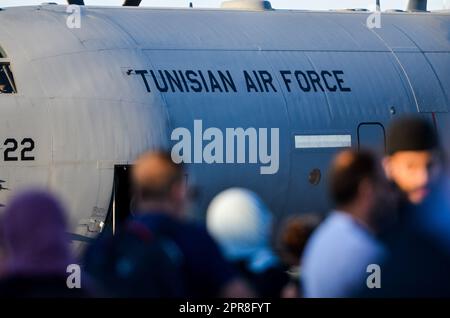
301,149,391,297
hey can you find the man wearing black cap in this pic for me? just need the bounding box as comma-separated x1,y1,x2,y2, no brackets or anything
383,116,445,205
369,116,450,297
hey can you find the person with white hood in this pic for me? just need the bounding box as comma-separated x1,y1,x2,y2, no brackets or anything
207,188,289,298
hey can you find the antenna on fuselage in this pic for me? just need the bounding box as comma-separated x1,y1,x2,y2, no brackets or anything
123,0,142,6
67,0,84,5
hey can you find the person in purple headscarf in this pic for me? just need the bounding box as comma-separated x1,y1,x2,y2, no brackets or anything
0,189,88,297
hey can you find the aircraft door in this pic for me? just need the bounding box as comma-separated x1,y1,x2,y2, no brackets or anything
357,123,386,154
104,165,133,234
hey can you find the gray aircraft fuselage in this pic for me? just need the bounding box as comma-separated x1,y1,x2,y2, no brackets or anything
0,5,449,238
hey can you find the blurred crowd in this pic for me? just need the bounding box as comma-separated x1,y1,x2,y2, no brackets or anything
0,115,449,298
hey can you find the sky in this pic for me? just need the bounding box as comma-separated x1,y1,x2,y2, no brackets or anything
1,0,449,10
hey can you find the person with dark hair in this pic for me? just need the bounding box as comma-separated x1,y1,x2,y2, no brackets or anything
85,151,253,298
278,214,323,268
383,116,445,205
301,149,390,297
367,116,450,297
276,213,323,298
0,190,88,297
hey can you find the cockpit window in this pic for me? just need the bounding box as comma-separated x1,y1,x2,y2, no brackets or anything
0,63,16,94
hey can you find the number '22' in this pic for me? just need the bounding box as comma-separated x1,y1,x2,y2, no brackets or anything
3,138,35,161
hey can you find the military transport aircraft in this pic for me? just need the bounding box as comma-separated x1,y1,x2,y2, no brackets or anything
0,0,448,241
